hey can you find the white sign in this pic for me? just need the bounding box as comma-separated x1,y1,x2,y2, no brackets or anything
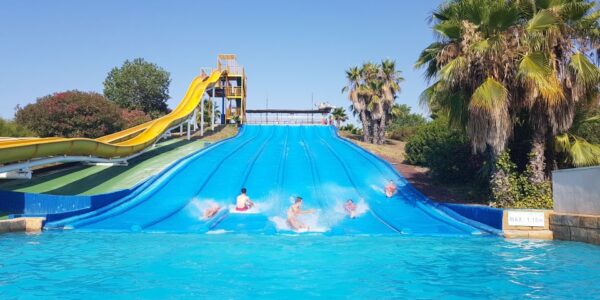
507,211,545,227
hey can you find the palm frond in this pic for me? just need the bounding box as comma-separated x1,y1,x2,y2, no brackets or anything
527,9,559,32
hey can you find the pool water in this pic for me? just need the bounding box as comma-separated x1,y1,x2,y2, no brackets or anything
1,232,599,299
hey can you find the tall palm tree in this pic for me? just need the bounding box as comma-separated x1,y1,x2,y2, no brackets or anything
343,62,405,144
331,107,348,127
343,66,372,142
197,100,221,127
416,0,600,183
378,59,405,143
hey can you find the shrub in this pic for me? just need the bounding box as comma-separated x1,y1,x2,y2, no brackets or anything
15,91,125,138
405,118,483,183
340,124,361,135
386,105,426,141
491,151,553,209
0,118,34,137
120,109,152,128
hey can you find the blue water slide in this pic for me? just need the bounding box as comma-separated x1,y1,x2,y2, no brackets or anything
46,125,480,235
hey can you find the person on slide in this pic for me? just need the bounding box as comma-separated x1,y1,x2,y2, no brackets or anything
287,196,315,231
344,199,357,219
203,204,221,219
385,180,397,198
236,188,255,211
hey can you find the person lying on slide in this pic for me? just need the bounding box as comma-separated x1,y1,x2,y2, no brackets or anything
344,199,357,219
385,180,397,198
287,196,315,231
236,187,255,211
203,204,221,219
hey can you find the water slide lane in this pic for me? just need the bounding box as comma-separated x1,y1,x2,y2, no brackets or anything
320,127,479,235
51,126,264,231
302,126,398,235
149,125,281,233
249,126,320,233
208,125,290,233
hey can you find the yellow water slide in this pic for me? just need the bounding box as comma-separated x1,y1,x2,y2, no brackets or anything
0,70,223,165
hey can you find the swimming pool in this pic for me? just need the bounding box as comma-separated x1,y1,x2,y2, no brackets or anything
1,232,599,299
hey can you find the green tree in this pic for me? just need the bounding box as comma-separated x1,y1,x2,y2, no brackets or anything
15,91,125,138
416,0,600,186
386,104,427,140
0,118,33,137
197,100,221,127
103,58,171,116
331,107,348,127
342,61,404,144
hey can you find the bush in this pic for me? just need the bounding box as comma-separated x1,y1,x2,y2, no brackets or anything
340,124,361,135
0,118,34,137
120,109,152,128
15,91,125,138
405,118,483,183
386,123,418,141
386,105,427,141
491,151,553,209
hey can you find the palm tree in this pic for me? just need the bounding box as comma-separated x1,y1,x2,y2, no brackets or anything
331,107,348,127
343,66,372,142
378,59,404,143
416,0,600,184
343,62,405,144
197,100,221,127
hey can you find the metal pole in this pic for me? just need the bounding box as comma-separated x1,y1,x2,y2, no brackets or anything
179,124,183,135
311,93,314,124
187,119,191,140
192,108,198,131
200,98,205,136
211,89,215,131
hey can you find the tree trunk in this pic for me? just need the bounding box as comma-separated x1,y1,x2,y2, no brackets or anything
360,111,371,143
527,133,547,184
378,113,387,144
371,120,379,144
336,120,341,128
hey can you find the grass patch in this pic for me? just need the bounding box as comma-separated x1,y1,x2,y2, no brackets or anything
0,125,238,195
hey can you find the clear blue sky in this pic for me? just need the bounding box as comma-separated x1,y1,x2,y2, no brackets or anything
0,0,442,120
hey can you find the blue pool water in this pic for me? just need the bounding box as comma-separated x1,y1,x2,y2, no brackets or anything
1,231,599,299
45,125,479,235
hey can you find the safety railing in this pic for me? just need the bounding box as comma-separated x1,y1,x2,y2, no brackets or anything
246,114,329,125
224,86,243,97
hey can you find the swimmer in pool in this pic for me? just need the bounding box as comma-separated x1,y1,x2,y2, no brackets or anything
344,199,357,218
287,196,315,231
236,187,254,211
385,180,397,198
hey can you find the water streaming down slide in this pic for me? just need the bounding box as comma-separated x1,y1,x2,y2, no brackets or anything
46,125,480,235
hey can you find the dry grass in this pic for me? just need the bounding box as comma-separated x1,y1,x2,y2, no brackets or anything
338,131,406,162
339,130,487,204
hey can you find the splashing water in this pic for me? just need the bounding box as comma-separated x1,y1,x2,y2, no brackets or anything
187,198,223,220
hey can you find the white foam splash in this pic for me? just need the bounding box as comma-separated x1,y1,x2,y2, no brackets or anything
206,229,229,235
187,198,222,220
269,215,328,233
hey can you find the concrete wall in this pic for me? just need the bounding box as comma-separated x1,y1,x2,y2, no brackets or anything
552,166,600,215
